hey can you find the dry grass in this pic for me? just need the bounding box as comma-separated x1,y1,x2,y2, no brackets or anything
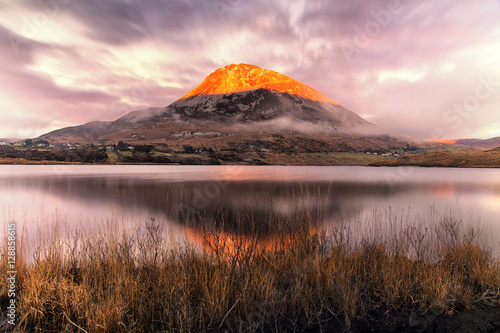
1,210,499,332
371,148,500,168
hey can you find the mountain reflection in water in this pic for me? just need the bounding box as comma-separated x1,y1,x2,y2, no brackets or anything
1,165,500,254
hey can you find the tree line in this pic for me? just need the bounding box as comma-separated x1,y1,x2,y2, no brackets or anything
0,146,108,163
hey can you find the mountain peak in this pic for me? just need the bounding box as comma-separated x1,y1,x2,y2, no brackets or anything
39,63,376,144
180,63,339,105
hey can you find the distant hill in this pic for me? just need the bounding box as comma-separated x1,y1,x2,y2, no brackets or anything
371,147,500,168
454,137,500,150
0,138,22,144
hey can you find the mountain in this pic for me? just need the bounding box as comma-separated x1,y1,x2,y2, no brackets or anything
453,137,500,150
39,64,411,153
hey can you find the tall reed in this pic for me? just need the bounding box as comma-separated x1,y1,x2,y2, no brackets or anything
1,208,499,332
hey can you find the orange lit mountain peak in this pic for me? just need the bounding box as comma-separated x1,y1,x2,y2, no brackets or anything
179,63,339,105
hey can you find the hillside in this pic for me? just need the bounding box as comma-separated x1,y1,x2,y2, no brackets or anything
454,137,500,150
371,147,500,168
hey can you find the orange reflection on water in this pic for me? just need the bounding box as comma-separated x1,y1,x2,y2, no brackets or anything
432,183,456,198
183,225,318,261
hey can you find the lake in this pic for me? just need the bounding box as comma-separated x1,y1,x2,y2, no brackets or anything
1,165,500,253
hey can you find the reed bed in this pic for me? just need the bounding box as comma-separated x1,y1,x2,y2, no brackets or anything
1,208,499,332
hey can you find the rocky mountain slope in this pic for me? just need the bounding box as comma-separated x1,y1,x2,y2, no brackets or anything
39,64,409,153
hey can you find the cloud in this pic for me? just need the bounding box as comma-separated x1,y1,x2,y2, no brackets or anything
0,0,499,139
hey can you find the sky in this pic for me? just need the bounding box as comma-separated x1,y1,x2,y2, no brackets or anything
0,0,499,140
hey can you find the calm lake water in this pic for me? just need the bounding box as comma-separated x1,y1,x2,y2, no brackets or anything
1,165,500,252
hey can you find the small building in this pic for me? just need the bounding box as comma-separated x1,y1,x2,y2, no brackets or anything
0,141,6,146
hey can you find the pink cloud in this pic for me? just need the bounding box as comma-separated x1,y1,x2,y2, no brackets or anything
0,0,499,139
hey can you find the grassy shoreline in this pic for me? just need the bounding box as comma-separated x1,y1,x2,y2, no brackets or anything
0,151,392,166
1,212,499,332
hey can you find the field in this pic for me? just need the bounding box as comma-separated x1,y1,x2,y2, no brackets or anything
371,148,500,168
1,208,499,332
0,147,393,166
0,139,482,167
